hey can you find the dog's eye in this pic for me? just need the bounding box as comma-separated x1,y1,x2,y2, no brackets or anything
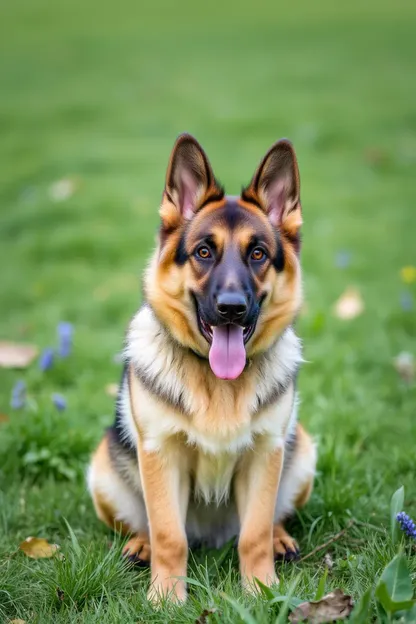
251,247,266,262
196,246,212,259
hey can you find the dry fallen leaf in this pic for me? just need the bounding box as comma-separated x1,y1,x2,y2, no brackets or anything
10,620,27,624
49,178,76,202
400,266,416,284
19,537,60,559
289,589,353,623
0,342,38,368
195,608,218,624
393,352,414,383
105,383,119,397
56,587,65,602
0,413,9,424
334,288,364,320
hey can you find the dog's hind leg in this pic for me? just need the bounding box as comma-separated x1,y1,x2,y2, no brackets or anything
87,433,151,565
273,423,317,561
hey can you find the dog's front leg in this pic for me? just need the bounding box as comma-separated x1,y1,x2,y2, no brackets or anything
138,441,189,604
235,442,284,592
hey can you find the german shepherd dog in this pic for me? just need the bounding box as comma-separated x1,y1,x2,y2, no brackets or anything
88,134,317,603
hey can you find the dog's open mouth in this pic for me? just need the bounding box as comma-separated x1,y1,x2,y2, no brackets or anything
196,312,258,381
199,317,256,345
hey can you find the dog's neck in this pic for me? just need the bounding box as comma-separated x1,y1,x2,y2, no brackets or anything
125,304,302,420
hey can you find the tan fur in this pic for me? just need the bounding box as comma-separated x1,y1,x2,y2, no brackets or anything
88,136,317,604
147,193,303,360
124,334,307,601
90,355,315,601
90,435,130,534
293,423,315,508
236,443,284,588
295,479,313,509
137,440,189,602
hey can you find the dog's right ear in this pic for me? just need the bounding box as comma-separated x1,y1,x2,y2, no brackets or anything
160,134,223,229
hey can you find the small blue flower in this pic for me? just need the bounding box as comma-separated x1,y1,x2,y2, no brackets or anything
400,291,413,312
11,380,26,409
57,322,73,358
335,250,352,269
39,347,55,371
52,393,67,411
397,512,416,539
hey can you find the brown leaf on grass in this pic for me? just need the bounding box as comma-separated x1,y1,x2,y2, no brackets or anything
105,383,119,397
0,342,38,368
195,608,218,624
19,537,60,559
289,589,353,623
0,413,9,424
56,587,65,601
10,620,27,624
333,288,364,320
393,352,414,383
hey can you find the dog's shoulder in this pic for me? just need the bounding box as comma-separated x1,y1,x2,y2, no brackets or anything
125,304,189,414
252,325,302,414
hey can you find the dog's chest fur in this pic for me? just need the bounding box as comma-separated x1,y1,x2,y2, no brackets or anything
120,305,301,502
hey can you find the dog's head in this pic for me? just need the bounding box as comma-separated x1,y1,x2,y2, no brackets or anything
145,134,303,380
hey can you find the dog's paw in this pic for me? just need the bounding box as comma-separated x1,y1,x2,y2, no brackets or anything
273,524,299,562
242,570,279,595
147,577,187,605
123,533,151,567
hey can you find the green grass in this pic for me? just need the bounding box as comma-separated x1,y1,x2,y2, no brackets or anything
1,0,416,621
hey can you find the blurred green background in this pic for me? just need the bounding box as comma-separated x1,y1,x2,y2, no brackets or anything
0,0,415,620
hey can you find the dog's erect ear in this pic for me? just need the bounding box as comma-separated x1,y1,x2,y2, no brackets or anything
243,140,301,230
164,134,223,221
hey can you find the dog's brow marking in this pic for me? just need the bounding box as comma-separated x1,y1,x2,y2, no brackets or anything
272,234,285,272
174,231,188,265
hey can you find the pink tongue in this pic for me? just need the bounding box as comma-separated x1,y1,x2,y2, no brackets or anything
209,325,246,380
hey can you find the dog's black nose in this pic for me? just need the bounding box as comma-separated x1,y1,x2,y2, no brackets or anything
217,292,247,322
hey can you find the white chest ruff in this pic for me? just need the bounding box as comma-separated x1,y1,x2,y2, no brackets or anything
194,451,238,504
123,305,301,502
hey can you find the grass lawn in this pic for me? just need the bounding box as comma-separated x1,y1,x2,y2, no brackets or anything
1,0,416,621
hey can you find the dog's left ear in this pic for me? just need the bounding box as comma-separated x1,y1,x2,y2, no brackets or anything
243,140,301,232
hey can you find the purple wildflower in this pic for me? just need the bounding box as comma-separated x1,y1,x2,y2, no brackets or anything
400,291,413,312
397,512,416,539
11,380,26,409
335,250,352,269
52,393,67,411
57,322,73,358
39,347,54,371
